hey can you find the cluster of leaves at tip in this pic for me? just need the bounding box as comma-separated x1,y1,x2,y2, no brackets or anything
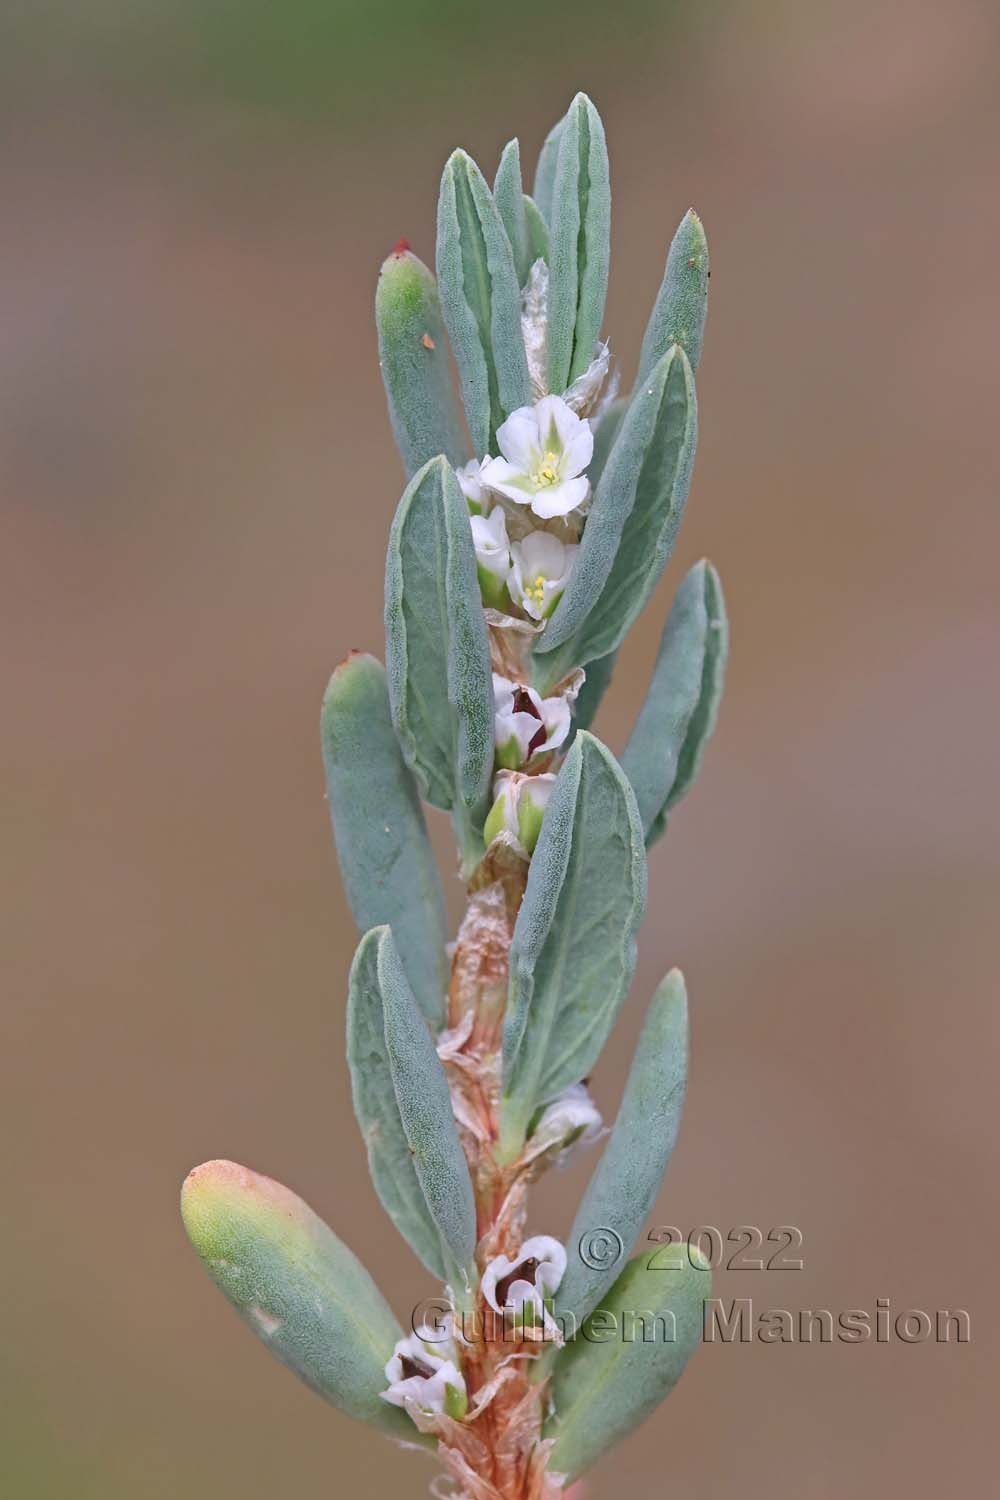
181,91,729,1494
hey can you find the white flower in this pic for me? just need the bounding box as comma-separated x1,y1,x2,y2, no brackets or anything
483,770,556,853
469,507,511,608
382,1329,467,1421
482,1235,567,1339
480,396,593,520
456,458,488,513
492,673,572,769
526,1083,604,1166
509,530,578,622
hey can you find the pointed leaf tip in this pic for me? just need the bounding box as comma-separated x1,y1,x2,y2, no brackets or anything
557,968,688,1326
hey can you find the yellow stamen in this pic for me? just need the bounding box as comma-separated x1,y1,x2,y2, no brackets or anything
535,450,561,486
525,574,547,608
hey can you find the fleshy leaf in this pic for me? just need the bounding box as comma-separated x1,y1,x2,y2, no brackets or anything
494,139,531,288
533,112,566,225
499,732,646,1156
622,560,728,843
321,653,448,1026
180,1159,415,1440
384,455,494,853
637,209,709,381
346,929,448,1278
534,345,697,690
376,928,478,1284
436,148,530,455
375,246,468,478
557,970,688,1326
545,1244,710,1479
547,93,611,391
523,195,550,265
589,395,628,488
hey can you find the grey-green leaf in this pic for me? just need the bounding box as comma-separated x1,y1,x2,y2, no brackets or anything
436,148,530,455
546,93,611,392
494,139,531,287
384,455,494,845
181,1158,416,1441
638,209,709,381
535,345,697,690
545,1245,710,1479
346,929,448,1278
321,653,448,1027
499,732,646,1156
523,195,550,265
622,560,728,843
557,970,688,1326
589,395,628,489
376,928,477,1282
533,113,566,224
375,246,468,478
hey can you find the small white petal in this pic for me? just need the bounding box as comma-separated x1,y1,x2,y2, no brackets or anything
534,395,571,453
480,456,537,506
456,458,486,506
494,710,541,761
527,1083,604,1165
539,697,571,752
470,508,511,581
495,406,541,472
514,529,569,578
510,531,573,620
519,1235,568,1292
492,673,517,714
482,1235,566,1316
561,418,594,479
536,396,592,476
530,475,590,519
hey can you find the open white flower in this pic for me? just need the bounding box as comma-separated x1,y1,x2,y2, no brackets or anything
456,457,488,513
482,770,556,853
382,1329,467,1421
526,1083,604,1166
509,530,578,621
492,673,572,769
480,396,593,520
469,507,512,608
482,1235,567,1340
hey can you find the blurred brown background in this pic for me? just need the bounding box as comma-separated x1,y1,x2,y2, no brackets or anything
3,0,997,1494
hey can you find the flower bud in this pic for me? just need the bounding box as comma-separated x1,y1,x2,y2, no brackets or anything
456,457,487,514
382,1329,468,1423
483,770,556,853
469,506,512,608
482,1235,567,1340
492,673,573,769
509,530,579,621
526,1082,603,1166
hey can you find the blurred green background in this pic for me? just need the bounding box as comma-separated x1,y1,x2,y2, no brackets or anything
3,0,998,1495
